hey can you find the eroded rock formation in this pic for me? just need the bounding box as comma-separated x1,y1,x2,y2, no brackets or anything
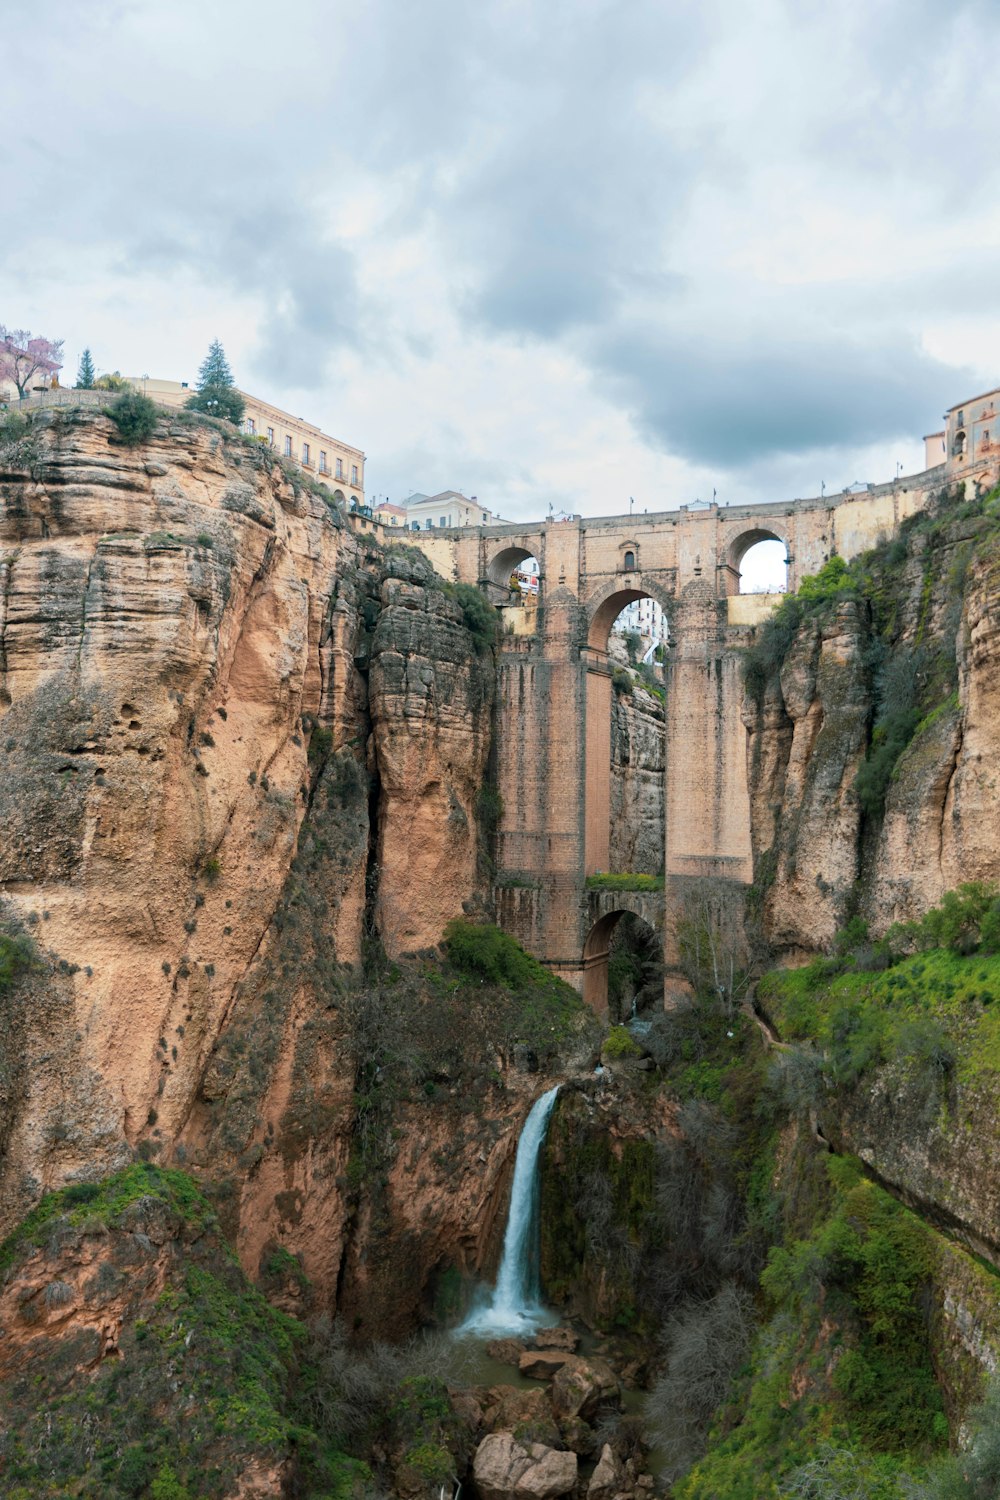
0,406,510,1316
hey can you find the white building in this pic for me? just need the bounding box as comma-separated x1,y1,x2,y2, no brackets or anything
613,597,669,645
402,490,502,529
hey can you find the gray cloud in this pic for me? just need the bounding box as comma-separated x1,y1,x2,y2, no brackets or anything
590,312,970,467
2,0,998,507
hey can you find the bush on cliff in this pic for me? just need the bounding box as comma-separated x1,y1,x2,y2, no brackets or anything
107,390,159,445
439,580,499,649
743,556,857,702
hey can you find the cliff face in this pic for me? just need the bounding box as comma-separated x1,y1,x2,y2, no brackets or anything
744,497,1000,953
0,406,501,1303
609,684,665,875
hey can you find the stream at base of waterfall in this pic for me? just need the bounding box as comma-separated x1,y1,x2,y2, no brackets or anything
458,1085,560,1336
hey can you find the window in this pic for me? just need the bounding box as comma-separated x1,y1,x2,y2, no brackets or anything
284,435,293,457
266,426,274,445
440,515,448,527
425,519,433,529
245,417,256,435
411,521,420,531
983,431,991,448
319,450,327,472
352,464,359,485
302,442,310,465
336,457,344,479
482,513,488,523
624,550,636,570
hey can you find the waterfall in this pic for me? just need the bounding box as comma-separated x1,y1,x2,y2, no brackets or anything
459,1085,560,1334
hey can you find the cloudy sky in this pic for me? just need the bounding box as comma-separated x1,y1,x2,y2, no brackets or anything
4,0,999,521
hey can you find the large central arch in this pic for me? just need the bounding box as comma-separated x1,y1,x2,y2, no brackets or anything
586,574,675,651
582,574,673,877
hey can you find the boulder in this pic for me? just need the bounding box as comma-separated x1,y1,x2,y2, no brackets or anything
473,1434,577,1500
517,1445,578,1500
558,1415,599,1460
550,1356,620,1423
587,1444,622,1500
519,1349,574,1381
534,1326,578,1353
487,1337,527,1367
480,1386,561,1448
474,1433,530,1500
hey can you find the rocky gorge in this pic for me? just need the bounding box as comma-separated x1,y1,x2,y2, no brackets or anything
3,400,1000,1499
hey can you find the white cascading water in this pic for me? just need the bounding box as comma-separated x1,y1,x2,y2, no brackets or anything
459,1085,560,1335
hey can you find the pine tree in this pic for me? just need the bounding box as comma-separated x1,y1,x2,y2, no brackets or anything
75,348,95,389
186,339,245,424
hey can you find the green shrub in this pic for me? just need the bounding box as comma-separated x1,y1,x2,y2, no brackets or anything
440,581,499,649
107,391,159,445
201,855,222,883
0,930,34,993
585,872,664,891
444,920,546,988
0,411,29,446
612,666,633,696
891,883,1000,956
603,1024,642,1059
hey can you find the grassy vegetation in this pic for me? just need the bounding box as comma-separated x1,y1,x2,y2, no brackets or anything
602,1024,642,1059
759,887,1000,1091
675,1157,947,1498
0,928,34,995
585,872,664,891
441,919,591,1055
0,1163,215,1276
0,1166,332,1498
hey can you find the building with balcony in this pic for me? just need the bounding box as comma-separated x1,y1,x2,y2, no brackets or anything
125,377,365,508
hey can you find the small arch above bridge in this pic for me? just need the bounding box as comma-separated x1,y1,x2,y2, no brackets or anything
724,526,789,595
485,543,540,588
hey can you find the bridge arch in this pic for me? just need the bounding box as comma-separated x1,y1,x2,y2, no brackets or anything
583,901,661,1015
586,576,675,651
725,526,789,595
485,543,540,588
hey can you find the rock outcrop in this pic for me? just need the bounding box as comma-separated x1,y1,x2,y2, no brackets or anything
0,405,507,1312
744,498,1000,953
610,680,665,875
472,1433,577,1500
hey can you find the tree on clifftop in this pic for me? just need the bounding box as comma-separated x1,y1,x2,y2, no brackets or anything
186,339,244,424
75,348,95,388
0,325,64,399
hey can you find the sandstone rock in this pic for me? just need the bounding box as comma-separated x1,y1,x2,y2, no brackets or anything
480,1386,561,1448
587,1444,622,1500
534,1326,578,1352
517,1446,577,1500
519,1348,574,1380
557,1414,599,1459
550,1356,620,1422
472,1435,576,1500
473,1433,531,1500
487,1337,527,1366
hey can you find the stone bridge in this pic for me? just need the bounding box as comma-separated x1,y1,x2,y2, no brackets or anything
404,460,982,1011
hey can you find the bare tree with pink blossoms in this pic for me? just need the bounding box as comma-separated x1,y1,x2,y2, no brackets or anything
0,326,64,400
